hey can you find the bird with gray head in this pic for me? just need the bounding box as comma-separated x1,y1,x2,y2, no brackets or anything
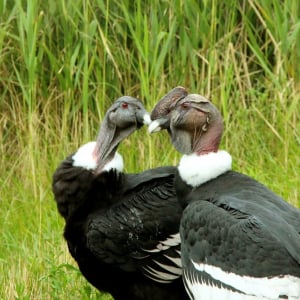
149,88,300,300
53,96,189,300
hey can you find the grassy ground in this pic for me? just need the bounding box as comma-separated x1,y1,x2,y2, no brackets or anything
1,0,299,299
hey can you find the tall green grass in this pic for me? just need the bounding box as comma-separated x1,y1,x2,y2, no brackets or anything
1,0,299,299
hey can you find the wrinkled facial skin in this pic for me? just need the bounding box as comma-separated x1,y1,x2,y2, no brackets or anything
149,91,223,155
169,95,223,155
150,86,188,121
149,87,188,132
170,98,209,131
169,98,210,154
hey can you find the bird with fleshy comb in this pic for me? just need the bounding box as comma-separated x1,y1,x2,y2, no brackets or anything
149,87,300,300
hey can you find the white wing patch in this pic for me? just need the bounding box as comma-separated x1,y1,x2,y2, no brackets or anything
143,233,181,253
143,262,182,283
153,259,182,275
141,233,182,283
184,269,257,300
143,264,181,282
164,254,182,268
188,260,300,300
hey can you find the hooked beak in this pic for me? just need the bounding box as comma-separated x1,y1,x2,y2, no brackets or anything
136,107,151,126
148,86,188,134
148,117,170,133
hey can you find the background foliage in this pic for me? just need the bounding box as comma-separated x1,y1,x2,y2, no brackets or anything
1,0,299,299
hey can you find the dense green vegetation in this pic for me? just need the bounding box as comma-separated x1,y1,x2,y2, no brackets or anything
1,0,299,299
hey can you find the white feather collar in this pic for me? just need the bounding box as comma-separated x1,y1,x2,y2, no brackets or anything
178,150,232,187
72,141,124,172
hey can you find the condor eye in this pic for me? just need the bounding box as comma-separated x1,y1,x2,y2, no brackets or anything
180,101,191,109
121,102,128,109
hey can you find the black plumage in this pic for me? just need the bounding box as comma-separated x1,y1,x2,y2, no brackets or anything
53,96,188,300
177,171,300,274
149,90,300,299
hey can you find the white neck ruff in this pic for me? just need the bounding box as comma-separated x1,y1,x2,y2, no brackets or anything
178,150,232,187
72,141,124,172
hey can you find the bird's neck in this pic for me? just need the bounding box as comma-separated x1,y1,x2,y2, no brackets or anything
192,123,223,155
72,118,125,173
92,118,136,173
